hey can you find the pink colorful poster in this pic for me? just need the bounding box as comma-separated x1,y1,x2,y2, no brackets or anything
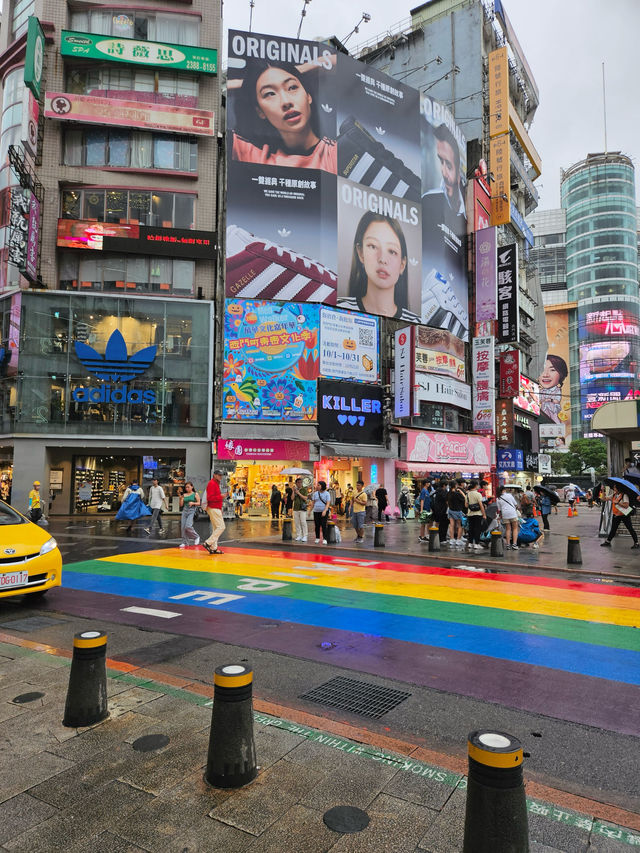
405,429,492,469
45,92,214,136
216,439,310,460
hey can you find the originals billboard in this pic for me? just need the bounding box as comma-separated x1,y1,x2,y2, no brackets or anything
225,30,467,336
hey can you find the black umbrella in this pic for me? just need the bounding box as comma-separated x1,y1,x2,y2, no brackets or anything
534,485,560,504
603,477,640,502
623,473,640,487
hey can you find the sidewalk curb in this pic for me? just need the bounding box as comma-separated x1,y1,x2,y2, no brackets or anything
251,537,640,581
1,629,639,837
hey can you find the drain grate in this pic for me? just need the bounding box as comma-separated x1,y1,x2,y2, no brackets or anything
2,616,67,633
299,676,411,719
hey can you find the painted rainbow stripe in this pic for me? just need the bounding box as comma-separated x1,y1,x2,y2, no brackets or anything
63,547,640,686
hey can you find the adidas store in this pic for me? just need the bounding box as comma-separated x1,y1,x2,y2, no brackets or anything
0,291,213,514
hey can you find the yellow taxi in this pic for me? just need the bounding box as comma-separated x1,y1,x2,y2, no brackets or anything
0,500,62,599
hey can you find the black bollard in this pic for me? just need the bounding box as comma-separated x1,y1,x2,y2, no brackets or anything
428,526,440,552
463,730,529,852
374,523,385,547
326,520,337,544
63,631,109,728
205,664,257,789
490,530,504,558
282,517,292,541
567,536,582,565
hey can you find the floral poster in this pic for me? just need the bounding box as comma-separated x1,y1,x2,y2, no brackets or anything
223,299,320,421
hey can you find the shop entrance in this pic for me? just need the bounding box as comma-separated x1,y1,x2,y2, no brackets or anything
72,454,185,513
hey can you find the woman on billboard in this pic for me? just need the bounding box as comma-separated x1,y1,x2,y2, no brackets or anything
538,354,568,424
340,212,420,322
230,59,336,173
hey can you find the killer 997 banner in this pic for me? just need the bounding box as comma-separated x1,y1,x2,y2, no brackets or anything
225,30,467,334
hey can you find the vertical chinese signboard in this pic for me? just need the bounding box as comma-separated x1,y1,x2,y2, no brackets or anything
475,226,497,323
496,243,519,344
499,349,519,398
488,47,511,227
490,134,511,227
488,47,509,138
25,195,40,281
472,335,495,434
394,326,412,419
8,189,30,271
496,398,514,446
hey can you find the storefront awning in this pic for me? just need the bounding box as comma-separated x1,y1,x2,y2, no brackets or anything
320,443,396,459
395,461,484,474
220,423,319,443
591,401,640,439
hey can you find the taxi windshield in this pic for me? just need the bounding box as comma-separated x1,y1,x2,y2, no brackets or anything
0,502,27,525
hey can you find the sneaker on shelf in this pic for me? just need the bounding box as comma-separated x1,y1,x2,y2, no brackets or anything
226,224,337,303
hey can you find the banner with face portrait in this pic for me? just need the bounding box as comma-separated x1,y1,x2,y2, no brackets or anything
539,308,572,449
225,30,468,333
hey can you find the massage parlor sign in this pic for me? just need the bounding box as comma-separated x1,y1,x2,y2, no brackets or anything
405,430,492,469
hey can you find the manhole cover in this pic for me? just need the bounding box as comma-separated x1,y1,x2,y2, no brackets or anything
323,805,370,833
3,616,67,633
13,692,44,704
299,676,410,719
132,734,170,752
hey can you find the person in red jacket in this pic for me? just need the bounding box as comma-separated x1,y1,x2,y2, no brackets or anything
203,471,226,554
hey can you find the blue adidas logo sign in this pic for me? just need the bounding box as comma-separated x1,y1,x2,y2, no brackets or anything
72,329,157,404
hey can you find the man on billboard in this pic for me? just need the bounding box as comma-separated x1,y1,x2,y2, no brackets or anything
420,98,469,341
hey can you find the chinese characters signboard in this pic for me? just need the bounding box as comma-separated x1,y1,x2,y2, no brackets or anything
472,335,495,434
394,326,412,419
496,398,514,446
499,349,519,398
496,243,519,343
497,448,524,471
475,227,497,324
60,31,217,74
216,439,310,460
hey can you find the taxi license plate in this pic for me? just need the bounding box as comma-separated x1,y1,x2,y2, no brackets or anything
0,570,29,589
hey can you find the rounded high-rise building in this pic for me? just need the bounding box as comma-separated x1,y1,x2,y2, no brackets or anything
561,152,639,437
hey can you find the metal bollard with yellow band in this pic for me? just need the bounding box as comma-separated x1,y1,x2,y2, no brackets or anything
463,730,529,852
63,630,109,728
205,664,257,789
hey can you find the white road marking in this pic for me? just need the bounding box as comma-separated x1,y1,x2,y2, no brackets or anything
121,606,182,619
271,572,319,579
333,559,378,566
294,564,348,572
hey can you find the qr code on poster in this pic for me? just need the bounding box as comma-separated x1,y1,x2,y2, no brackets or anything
358,326,375,347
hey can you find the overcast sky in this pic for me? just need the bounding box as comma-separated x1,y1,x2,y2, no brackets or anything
223,0,640,210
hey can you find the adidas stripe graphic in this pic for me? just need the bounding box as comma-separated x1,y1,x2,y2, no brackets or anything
226,225,336,304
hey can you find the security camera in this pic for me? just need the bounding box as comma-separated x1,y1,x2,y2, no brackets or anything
362,12,371,22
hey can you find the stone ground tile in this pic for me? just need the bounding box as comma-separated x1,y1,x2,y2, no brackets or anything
253,724,307,771
122,705,208,742
3,780,153,853
247,803,336,853
0,682,33,704
0,657,70,684
158,818,254,853
0,794,59,845
0,751,74,805
300,752,399,812
69,830,151,853
29,741,145,808
210,757,325,836
133,693,210,724
528,811,590,852
0,702,25,724
47,710,162,762
0,705,77,760
107,686,161,719
529,844,568,852
327,792,437,853
382,766,462,812
417,787,466,853
117,728,209,796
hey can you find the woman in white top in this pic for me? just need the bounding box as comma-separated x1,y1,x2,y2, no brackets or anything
497,486,520,550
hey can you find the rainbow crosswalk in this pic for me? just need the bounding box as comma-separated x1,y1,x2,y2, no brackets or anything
63,546,640,689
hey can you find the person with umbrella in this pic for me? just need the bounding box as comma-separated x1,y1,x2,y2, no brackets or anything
534,485,558,532
601,479,640,549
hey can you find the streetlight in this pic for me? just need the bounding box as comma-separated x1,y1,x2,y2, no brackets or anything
297,0,312,39
342,12,372,46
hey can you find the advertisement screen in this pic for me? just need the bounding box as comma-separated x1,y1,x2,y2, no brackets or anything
514,374,540,416
317,379,383,444
319,307,378,383
579,305,640,339
579,341,636,382
225,30,467,330
223,299,319,422
415,326,465,381
539,308,571,447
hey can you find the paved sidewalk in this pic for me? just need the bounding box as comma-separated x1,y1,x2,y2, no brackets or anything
0,631,638,852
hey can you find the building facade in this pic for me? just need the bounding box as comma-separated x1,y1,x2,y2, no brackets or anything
355,0,545,486
0,1,220,512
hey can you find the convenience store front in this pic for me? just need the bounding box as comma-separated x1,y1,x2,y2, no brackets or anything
1,291,213,514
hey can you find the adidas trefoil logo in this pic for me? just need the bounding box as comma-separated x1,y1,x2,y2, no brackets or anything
72,329,157,405
75,329,156,382
321,103,333,113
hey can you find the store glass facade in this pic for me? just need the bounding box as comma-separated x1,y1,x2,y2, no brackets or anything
561,154,640,436
0,291,212,437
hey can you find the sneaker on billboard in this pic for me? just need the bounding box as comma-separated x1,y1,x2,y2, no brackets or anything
226,225,337,303
337,116,421,200
421,268,469,337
